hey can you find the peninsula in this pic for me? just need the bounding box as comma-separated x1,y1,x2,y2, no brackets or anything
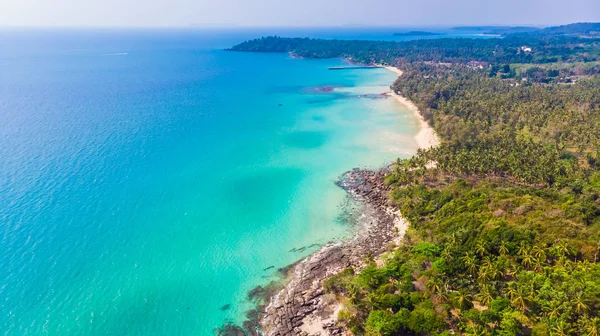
226,22,600,336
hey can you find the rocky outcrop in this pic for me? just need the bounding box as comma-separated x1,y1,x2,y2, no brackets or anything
260,168,405,336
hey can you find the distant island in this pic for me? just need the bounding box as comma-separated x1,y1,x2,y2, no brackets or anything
451,23,600,37
451,25,540,35
393,31,444,37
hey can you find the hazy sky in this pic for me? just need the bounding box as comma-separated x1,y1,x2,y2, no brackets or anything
1,0,599,27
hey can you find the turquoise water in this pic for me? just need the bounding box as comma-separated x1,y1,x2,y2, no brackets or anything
0,30,421,335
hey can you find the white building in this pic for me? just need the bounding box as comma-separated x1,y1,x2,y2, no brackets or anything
521,46,532,53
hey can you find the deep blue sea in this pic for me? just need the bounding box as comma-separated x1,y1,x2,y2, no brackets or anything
0,28,486,335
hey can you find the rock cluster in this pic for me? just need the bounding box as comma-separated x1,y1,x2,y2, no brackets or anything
260,167,403,336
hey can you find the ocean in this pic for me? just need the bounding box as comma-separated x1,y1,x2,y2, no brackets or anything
0,28,471,335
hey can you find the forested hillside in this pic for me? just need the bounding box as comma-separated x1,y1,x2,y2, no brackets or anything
230,23,600,335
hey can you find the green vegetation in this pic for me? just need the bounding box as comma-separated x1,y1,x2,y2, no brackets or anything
508,61,600,83
230,23,600,68
230,34,598,65
230,22,600,335
326,62,600,334
393,65,600,184
528,23,600,37
330,175,600,335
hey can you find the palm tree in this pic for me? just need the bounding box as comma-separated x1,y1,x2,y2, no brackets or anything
347,285,360,305
505,263,520,278
517,242,529,257
394,157,402,174
521,250,535,269
583,317,600,336
476,285,494,306
532,245,546,260
426,277,443,295
481,256,494,270
510,287,528,313
475,241,488,257
533,259,544,274
427,278,450,304
505,282,518,300
478,268,490,284
467,323,488,336
454,289,473,311
491,261,505,280
554,241,572,258
573,293,589,315
447,233,457,246
437,286,450,304
526,283,536,301
542,300,561,319
462,253,478,275
365,293,381,312
441,246,454,261
576,259,592,272
551,320,572,336
499,241,509,256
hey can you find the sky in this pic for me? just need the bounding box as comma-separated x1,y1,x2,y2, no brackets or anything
0,0,599,27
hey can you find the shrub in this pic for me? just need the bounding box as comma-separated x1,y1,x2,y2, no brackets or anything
408,305,446,334
365,309,409,336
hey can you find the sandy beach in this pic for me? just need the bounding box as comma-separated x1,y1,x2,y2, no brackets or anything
383,66,441,150
251,66,442,336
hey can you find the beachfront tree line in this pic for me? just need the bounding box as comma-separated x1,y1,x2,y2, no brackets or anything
393,64,600,186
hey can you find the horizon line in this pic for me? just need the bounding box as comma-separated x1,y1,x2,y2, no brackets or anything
1,21,598,31
4,23,592,30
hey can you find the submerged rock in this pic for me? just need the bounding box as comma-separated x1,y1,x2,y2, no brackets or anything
215,322,246,336
256,167,404,336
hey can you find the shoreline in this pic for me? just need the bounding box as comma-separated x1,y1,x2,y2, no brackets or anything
249,64,440,336
383,66,440,149
258,169,406,336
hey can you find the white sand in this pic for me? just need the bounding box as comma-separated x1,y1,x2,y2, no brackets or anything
383,66,440,149
261,65,440,336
